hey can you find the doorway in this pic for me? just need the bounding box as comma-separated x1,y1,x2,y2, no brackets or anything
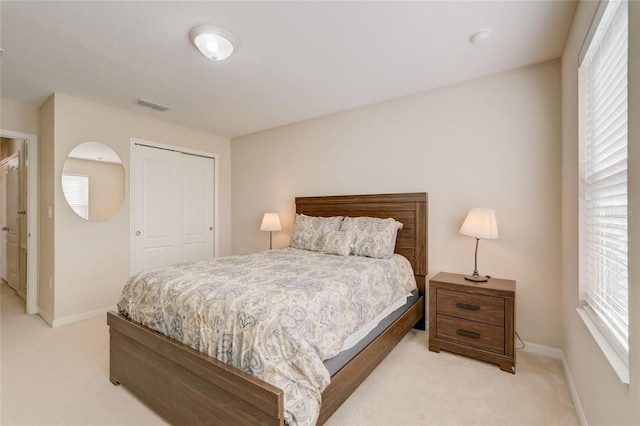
130,139,217,274
1,151,22,297
0,130,38,315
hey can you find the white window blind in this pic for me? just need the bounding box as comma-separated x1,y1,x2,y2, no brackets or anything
578,0,628,364
62,173,89,220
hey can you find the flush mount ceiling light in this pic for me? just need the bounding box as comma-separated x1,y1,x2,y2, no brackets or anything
470,29,492,45
189,24,237,61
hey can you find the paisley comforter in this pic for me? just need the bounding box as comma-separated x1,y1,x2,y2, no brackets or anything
117,247,417,426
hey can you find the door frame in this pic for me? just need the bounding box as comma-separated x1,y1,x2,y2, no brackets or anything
129,138,219,274
0,129,39,314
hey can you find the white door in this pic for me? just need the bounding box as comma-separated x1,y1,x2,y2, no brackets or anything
2,155,20,290
182,153,214,262
0,160,7,281
133,145,182,271
132,144,214,273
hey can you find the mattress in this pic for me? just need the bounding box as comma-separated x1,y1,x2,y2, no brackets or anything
324,289,419,375
117,247,417,426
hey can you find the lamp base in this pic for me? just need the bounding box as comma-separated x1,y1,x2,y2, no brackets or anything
464,274,489,282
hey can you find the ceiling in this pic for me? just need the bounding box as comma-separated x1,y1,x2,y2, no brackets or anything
0,1,577,138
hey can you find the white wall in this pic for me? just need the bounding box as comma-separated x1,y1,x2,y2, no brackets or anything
561,1,640,424
0,97,40,135
232,60,563,348
43,93,232,322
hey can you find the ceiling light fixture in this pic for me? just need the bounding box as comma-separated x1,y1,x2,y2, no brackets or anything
470,29,492,45
189,24,236,61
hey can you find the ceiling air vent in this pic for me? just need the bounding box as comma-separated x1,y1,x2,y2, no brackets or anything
134,98,170,112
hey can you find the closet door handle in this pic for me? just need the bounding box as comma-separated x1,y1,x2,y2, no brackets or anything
456,302,480,311
456,329,481,339
1,227,8,231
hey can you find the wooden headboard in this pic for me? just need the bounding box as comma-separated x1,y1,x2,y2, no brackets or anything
295,192,428,296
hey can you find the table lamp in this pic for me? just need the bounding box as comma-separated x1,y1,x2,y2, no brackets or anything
459,207,498,282
260,212,281,250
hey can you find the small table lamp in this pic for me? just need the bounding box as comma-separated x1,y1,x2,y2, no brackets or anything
459,207,498,282
260,212,282,249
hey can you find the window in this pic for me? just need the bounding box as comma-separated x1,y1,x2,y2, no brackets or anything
578,0,628,380
61,173,89,220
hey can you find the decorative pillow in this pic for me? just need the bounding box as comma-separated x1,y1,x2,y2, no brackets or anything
322,230,355,257
290,214,344,252
340,216,403,259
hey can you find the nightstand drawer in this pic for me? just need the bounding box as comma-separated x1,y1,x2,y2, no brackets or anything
437,289,505,326
436,315,505,354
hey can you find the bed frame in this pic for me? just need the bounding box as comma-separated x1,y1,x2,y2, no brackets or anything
108,192,428,425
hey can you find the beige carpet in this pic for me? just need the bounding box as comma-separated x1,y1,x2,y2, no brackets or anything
1,285,579,425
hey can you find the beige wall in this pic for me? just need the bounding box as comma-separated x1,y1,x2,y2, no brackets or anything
1,137,24,159
561,1,640,424
43,93,231,321
0,97,40,135
39,96,55,318
232,60,563,348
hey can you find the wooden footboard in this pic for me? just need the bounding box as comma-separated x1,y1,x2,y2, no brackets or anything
108,295,423,425
108,312,284,425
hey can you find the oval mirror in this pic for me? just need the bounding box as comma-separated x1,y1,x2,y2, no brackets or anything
62,141,125,222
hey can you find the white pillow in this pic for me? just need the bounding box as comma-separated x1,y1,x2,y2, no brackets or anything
290,214,344,252
340,216,403,259
322,230,355,257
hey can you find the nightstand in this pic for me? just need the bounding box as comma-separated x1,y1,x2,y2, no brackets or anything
428,272,516,373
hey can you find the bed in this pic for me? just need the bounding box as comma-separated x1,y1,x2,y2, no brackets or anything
107,192,428,425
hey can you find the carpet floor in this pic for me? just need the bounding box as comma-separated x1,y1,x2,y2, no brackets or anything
0,284,579,425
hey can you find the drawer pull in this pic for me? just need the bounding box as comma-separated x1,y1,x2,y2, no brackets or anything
456,329,481,339
456,302,480,311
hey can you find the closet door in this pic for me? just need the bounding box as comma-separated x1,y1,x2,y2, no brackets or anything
132,144,214,274
181,153,214,262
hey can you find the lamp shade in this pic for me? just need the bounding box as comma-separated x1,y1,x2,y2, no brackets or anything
459,208,498,239
260,213,282,232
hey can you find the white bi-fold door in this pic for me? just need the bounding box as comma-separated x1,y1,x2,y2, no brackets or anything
132,142,214,274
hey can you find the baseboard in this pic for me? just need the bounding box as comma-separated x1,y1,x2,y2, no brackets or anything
50,305,118,327
560,352,588,426
38,308,54,326
520,340,563,359
520,341,587,426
